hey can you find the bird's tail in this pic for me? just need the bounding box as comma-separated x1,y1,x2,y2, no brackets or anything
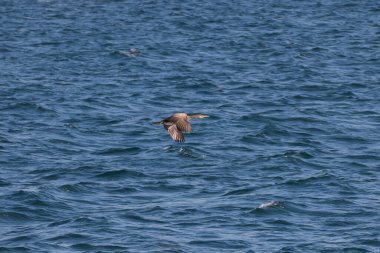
152,121,162,125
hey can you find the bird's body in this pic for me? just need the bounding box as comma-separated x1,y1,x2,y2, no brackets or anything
154,113,209,143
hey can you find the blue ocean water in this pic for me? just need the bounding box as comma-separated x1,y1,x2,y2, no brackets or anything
1,0,380,252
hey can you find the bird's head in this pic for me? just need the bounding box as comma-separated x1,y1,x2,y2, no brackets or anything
190,114,209,119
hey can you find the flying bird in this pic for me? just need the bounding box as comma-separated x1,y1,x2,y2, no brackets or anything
154,113,209,143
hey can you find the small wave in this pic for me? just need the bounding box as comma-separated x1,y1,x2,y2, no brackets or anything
283,150,313,159
48,138,76,145
121,213,166,224
223,187,256,196
95,168,146,179
188,239,249,249
70,243,94,251
71,243,127,251
47,233,89,241
0,247,31,252
143,181,194,192
283,173,334,187
47,219,71,227
263,150,315,164
58,183,94,193
0,136,12,144
4,102,55,113
0,211,30,221
253,123,292,138
258,200,283,209
113,48,140,58
94,147,141,155
0,47,11,52
0,178,11,187
108,186,139,194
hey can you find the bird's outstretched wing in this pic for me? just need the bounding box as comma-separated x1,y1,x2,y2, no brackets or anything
175,119,192,133
167,124,184,143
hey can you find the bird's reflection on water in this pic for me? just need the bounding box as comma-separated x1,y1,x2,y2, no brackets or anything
179,147,193,157
163,145,207,159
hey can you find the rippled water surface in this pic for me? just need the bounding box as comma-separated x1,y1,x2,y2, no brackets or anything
1,0,380,252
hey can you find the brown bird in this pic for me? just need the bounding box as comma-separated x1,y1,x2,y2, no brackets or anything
154,113,209,143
